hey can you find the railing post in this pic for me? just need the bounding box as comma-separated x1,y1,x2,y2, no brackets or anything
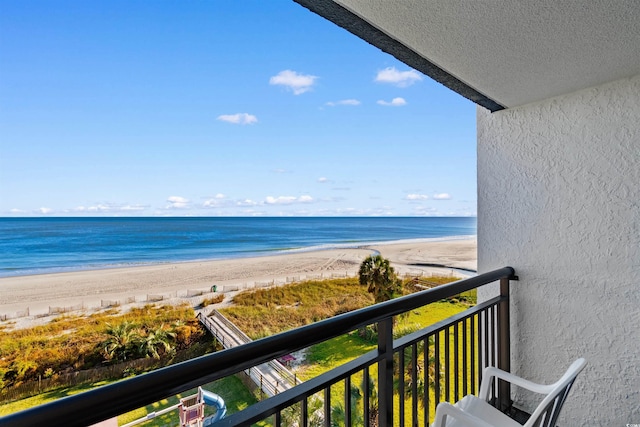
377,318,393,427
497,276,512,412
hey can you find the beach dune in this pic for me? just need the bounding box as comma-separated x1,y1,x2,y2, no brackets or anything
0,239,476,325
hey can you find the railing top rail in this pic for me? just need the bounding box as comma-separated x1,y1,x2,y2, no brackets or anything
0,266,515,427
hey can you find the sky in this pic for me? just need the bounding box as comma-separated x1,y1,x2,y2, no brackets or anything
0,1,477,217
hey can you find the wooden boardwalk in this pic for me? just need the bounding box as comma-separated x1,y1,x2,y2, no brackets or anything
197,310,301,397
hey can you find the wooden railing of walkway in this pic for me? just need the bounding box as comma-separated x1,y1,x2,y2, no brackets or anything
197,310,301,397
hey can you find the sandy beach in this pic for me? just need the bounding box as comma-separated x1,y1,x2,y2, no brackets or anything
0,239,476,327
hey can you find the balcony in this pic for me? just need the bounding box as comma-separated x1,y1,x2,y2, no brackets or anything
1,267,518,427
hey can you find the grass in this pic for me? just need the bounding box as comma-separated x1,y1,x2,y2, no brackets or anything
2,274,470,425
0,304,210,394
221,278,374,339
200,294,224,307
117,375,261,427
292,297,477,426
0,380,112,417
0,375,260,427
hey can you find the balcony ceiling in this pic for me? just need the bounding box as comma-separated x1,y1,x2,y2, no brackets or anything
295,0,640,111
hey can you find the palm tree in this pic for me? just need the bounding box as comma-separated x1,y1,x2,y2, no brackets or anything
136,325,176,359
330,384,363,427
396,336,445,406
358,255,402,304
102,321,138,362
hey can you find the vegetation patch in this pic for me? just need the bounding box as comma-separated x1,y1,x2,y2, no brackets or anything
1,268,468,424
221,278,374,339
0,304,211,393
221,273,469,340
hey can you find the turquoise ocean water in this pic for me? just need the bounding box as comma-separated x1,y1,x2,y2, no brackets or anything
0,217,476,277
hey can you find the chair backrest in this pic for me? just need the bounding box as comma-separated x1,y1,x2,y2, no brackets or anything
524,358,587,427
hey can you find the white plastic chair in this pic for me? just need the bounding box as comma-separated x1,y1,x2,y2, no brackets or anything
432,358,586,427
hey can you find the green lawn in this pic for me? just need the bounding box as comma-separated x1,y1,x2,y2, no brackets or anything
0,375,259,427
290,299,475,426
117,375,259,427
0,380,112,417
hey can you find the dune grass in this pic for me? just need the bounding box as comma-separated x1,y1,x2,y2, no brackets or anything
221,278,374,339
0,304,208,390
2,274,468,425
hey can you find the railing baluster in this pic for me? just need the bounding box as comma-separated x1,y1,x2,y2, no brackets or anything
444,326,450,403
363,367,370,427
324,386,331,427
498,277,512,411
463,317,468,397
378,318,394,427
470,314,476,394
476,312,482,395
399,349,405,427
434,331,441,407
411,342,418,427
345,376,352,427
492,305,497,369
483,306,490,398
454,322,459,401
302,397,308,427
424,336,430,427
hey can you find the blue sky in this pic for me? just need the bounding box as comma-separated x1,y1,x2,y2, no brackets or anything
0,1,477,217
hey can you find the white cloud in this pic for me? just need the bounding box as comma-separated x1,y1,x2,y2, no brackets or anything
203,195,229,208
317,177,329,183
236,199,258,207
298,195,314,203
217,113,258,125
9,208,26,214
377,97,407,107
265,196,297,205
413,206,439,216
406,194,429,200
325,99,361,107
375,67,422,87
71,203,146,213
35,207,53,214
433,193,452,200
265,195,314,205
269,70,318,95
166,196,189,209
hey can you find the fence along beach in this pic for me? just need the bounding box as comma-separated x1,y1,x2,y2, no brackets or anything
0,238,476,328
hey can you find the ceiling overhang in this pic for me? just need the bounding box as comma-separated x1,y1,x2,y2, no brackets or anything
295,0,640,111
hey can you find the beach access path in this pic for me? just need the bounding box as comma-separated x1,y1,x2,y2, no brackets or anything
198,310,300,397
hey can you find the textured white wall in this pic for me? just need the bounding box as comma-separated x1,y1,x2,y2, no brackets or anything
477,74,640,425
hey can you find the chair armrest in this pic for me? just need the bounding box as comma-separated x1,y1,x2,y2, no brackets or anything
433,402,497,427
479,366,555,400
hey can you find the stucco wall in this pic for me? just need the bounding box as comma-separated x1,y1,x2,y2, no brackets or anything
477,74,640,425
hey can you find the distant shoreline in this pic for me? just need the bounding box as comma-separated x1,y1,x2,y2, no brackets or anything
0,238,476,329
0,234,476,279
0,235,476,279
0,217,477,278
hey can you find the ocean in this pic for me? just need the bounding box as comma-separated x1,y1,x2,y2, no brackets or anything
0,217,476,277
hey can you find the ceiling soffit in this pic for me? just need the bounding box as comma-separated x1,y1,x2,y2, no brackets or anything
295,0,640,111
